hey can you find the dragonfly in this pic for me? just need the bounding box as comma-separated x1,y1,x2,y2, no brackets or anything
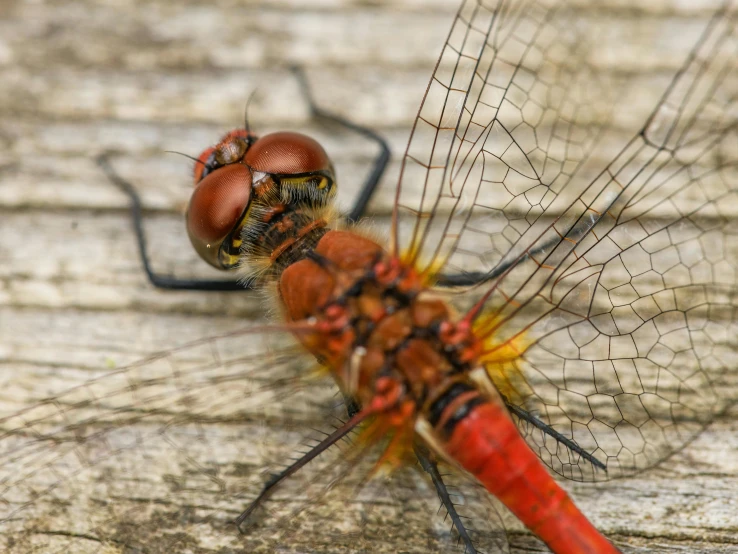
2,0,737,552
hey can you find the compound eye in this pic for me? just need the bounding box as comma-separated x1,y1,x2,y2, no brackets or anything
245,132,331,174
193,146,216,183
186,163,252,269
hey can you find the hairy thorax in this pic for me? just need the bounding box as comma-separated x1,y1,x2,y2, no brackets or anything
279,229,483,415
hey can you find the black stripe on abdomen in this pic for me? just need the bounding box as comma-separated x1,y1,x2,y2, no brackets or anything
428,382,485,439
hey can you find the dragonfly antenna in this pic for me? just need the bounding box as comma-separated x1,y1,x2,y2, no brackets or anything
244,89,259,135
164,150,204,165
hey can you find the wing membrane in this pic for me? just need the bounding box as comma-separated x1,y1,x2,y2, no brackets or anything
0,328,343,551
391,0,736,481
392,0,621,280
471,5,738,480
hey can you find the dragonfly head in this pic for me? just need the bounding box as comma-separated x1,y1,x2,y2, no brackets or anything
186,130,337,270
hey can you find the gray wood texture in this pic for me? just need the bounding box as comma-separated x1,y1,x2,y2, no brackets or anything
1,0,737,553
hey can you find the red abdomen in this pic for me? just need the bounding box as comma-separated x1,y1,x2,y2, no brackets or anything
442,402,620,554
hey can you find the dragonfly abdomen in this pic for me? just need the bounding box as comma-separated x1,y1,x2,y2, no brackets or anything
439,396,621,554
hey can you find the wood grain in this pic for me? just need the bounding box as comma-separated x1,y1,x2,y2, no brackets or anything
1,1,737,553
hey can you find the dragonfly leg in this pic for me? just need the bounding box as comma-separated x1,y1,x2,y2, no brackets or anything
343,395,361,418
505,402,607,471
415,444,478,554
434,234,563,288
234,411,361,532
97,153,248,291
436,190,616,288
291,66,391,223
344,396,479,552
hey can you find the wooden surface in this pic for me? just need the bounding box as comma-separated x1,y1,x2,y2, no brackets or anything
1,0,737,553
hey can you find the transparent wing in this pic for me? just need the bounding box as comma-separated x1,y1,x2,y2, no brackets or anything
0,327,326,552
0,326,511,553
466,6,738,481
391,0,622,278
391,0,737,480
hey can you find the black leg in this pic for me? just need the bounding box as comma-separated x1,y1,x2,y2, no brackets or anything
98,153,248,291
415,445,478,554
505,402,606,471
234,391,488,551
234,412,361,531
345,395,481,552
436,185,617,288
291,66,391,224
343,395,362,418
435,231,575,287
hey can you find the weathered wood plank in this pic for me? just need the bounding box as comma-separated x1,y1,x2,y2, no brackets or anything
1,1,737,553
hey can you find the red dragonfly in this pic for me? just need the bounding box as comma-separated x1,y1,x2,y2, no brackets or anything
2,1,737,552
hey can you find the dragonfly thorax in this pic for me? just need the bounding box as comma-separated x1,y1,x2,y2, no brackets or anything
279,229,485,425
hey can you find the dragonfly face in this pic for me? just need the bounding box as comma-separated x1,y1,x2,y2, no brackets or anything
186,130,337,270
